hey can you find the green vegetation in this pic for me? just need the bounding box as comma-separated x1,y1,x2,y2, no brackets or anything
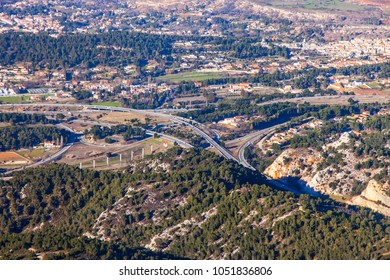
88,124,146,141
19,148,46,159
0,32,290,70
0,95,32,104
201,62,390,89
0,113,52,125
161,126,206,147
0,32,173,68
0,126,70,151
120,91,170,109
178,101,326,124
0,96,22,104
91,101,121,107
0,147,389,260
158,72,222,83
366,82,383,89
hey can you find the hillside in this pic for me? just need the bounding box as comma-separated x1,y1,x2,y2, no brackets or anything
0,147,389,260
263,113,390,216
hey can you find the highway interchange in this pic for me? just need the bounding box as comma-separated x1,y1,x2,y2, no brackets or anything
1,94,388,195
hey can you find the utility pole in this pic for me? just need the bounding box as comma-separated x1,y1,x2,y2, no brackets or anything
93,160,96,169
141,148,145,159
131,151,134,161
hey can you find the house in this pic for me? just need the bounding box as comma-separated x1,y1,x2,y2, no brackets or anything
44,141,60,148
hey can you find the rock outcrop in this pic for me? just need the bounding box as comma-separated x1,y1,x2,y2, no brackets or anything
264,148,321,181
264,148,390,215
350,180,390,216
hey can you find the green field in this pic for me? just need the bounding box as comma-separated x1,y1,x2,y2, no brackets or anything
91,101,121,107
0,96,23,103
158,72,223,82
366,82,383,89
0,95,35,104
19,148,47,159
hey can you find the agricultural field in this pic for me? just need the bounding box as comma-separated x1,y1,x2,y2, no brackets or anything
158,71,223,82
0,151,30,168
91,101,121,107
18,148,48,160
367,81,383,89
0,94,55,104
0,96,24,104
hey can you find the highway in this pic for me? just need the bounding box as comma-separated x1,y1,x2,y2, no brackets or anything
233,125,319,196
0,94,388,112
1,118,192,175
1,99,376,196
1,101,231,162
237,127,277,171
172,116,238,162
235,118,313,169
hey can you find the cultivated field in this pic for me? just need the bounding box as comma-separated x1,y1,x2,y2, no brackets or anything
18,148,48,160
91,101,121,107
0,96,23,104
158,71,222,82
0,151,30,165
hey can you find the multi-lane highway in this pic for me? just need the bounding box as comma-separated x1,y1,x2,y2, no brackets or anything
1,97,382,196
237,128,277,171
172,116,238,162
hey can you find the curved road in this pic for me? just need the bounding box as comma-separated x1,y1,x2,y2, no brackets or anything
2,97,382,196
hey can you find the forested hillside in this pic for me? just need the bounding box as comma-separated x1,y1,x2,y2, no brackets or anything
0,147,389,260
0,32,290,69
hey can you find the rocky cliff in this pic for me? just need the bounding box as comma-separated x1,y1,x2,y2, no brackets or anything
265,148,390,216
350,180,390,216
